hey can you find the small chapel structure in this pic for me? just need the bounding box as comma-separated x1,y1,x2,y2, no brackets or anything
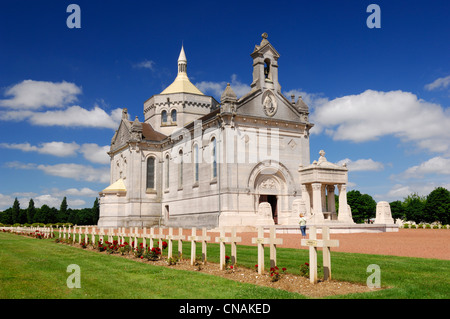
98,33,356,229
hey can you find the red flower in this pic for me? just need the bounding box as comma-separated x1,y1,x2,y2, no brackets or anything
230,265,233,269
282,267,287,272
305,262,309,266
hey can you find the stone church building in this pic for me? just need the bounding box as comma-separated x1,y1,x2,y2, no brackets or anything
98,34,336,229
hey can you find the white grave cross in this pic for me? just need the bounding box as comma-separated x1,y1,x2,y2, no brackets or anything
251,226,283,274
166,228,175,259
215,228,241,270
173,228,185,258
300,226,339,284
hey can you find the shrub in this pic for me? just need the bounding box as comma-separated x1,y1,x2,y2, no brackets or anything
167,256,179,266
97,242,107,252
133,243,145,258
106,240,119,253
269,266,286,282
299,262,309,277
144,246,162,261
80,238,89,249
118,242,131,255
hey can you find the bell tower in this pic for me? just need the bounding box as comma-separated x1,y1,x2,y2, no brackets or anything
250,33,281,93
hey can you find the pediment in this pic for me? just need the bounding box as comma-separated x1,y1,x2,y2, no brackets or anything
235,89,305,123
251,42,280,59
111,120,131,151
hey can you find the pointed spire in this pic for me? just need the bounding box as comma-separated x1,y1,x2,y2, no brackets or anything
178,44,187,63
221,83,237,102
160,44,204,95
178,44,187,73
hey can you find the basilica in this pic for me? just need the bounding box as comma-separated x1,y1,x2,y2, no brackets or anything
98,34,343,229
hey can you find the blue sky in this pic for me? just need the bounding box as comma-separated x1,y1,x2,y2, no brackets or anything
0,0,449,210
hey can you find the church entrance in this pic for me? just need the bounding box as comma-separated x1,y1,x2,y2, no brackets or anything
259,195,278,224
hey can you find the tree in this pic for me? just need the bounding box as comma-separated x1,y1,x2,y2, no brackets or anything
424,187,450,224
26,199,36,224
58,197,68,223
0,208,13,224
389,200,406,221
403,193,426,223
77,208,94,225
346,190,377,223
11,198,20,224
92,198,100,225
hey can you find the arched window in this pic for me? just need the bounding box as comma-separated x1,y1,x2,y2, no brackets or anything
193,144,199,183
161,110,167,124
171,109,177,123
165,154,170,189
264,58,271,80
178,149,183,189
211,137,217,179
146,157,155,189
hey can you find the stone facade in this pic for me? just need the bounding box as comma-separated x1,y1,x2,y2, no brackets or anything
98,34,314,229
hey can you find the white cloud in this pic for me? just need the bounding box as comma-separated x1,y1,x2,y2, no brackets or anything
425,75,450,91
0,105,122,129
395,156,450,180
0,80,122,130
6,161,110,183
5,161,37,170
310,89,450,154
57,187,99,197
0,193,14,210
195,74,251,99
0,142,80,157
337,158,384,172
36,163,110,183
26,105,122,129
33,194,62,208
379,182,450,202
0,80,81,109
195,81,224,97
133,60,155,70
80,143,110,164
0,141,110,163
283,89,329,109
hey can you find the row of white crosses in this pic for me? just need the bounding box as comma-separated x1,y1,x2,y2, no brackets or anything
52,224,339,284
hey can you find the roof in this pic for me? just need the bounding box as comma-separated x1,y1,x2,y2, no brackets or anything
141,122,167,141
160,72,204,95
101,178,127,194
160,45,204,95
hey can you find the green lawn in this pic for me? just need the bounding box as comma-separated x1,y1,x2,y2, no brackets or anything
0,231,449,299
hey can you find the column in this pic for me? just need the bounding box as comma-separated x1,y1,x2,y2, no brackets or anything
311,183,324,223
337,184,354,223
321,184,327,213
327,185,336,220
300,184,311,216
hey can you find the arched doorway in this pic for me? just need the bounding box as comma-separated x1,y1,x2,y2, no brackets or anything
248,160,294,226
259,194,278,224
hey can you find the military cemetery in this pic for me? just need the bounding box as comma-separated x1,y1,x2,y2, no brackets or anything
0,3,449,307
